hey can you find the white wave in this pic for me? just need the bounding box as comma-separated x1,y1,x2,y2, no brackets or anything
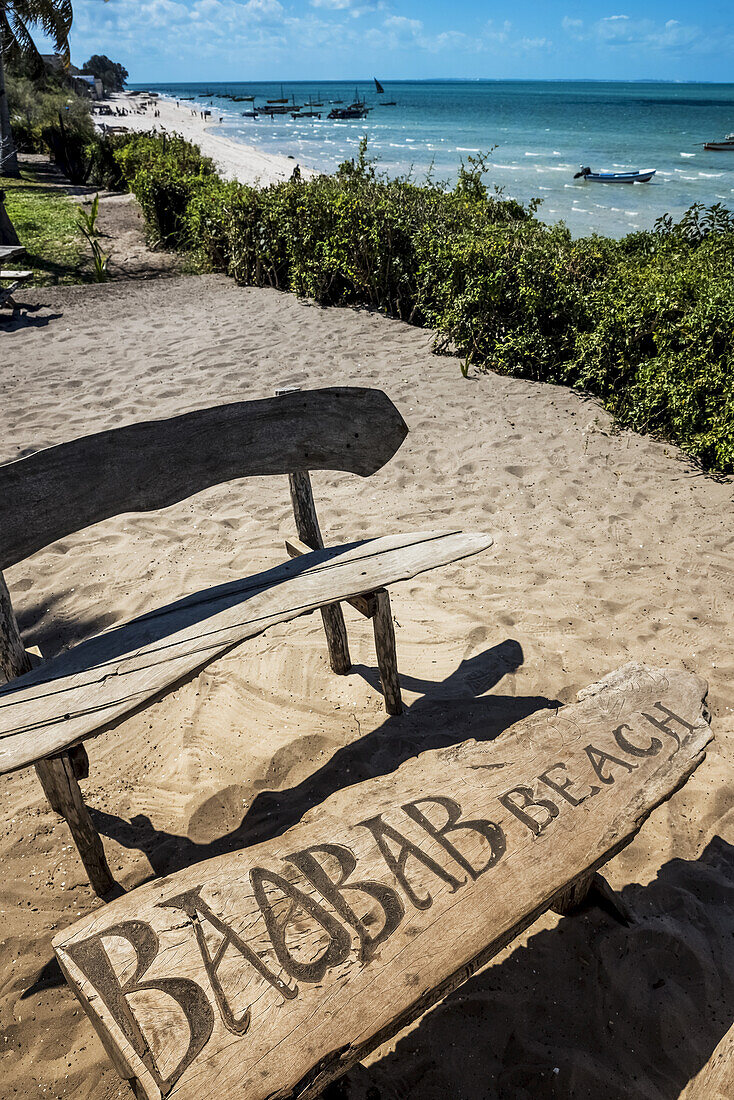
680,152,696,158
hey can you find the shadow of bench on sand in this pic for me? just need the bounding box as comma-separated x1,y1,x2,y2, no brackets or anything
90,638,559,873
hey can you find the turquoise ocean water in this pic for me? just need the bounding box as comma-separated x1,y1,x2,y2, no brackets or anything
132,80,734,238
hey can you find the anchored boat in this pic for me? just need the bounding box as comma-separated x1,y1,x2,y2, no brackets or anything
328,89,372,120
703,134,734,151
574,166,656,184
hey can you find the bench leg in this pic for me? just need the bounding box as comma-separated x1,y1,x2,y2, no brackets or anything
320,604,352,675
35,754,116,898
372,589,402,716
552,871,631,925
287,470,351,675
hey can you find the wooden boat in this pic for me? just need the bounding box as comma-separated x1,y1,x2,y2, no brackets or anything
703,139,734,151
329,89,372,120
574,166,656,184
328,104,370,119
374,77,385,94
267,84,289,104
293,101,321,119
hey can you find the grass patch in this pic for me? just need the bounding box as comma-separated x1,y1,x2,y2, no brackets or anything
3,164,88,285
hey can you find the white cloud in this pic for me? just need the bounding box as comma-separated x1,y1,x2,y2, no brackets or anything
561,12,728,53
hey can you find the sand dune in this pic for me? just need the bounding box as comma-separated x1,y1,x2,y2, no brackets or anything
1,274,732,1099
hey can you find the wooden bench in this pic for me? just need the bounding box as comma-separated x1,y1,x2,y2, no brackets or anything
52,661,712,1100
0,244,31,308
0,387,492,897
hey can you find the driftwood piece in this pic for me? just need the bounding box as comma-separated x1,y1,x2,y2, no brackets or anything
286,538,377,619
0,531,492,775
0,388,409,570
550,870,631,924
0,569,31,681
289,471,351,675
372,589,402,715
34,753,115,897
53,664,711,1100
0,610,112,893
682,1024,734,1100
0,281,24,310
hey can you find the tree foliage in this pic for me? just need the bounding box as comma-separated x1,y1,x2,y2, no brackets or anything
82,54,128,92
0,0,72,66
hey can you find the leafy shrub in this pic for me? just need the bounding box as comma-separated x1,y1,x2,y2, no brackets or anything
108,132,734,473
7,73,95,156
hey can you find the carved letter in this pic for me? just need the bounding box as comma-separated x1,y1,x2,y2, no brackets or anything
613,722,662,759
401,796,506,880
498,786,559,835
537,764,589,807
585,744,637,784
64,920,213,1098
285,843,404,962
357,814,464,910
160,887,297,1035
640,702,696,752
250,867,352,982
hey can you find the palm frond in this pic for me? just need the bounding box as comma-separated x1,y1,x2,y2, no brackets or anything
1,0,73,64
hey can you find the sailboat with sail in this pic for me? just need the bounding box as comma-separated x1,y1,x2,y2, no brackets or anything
374,77,397,106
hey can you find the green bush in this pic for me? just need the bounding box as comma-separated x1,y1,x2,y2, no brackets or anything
7,73,95,156
107,132,734,474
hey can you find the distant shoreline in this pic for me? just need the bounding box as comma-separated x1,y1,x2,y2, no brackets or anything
97,92,318,187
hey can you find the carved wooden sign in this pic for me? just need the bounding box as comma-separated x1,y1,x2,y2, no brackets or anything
54,665,711,1100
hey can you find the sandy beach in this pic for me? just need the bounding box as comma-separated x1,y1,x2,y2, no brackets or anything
1,272,732,1099
97,92,317,186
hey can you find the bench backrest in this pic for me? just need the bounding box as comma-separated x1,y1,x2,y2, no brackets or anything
53,663,711,1100
0,387,408,571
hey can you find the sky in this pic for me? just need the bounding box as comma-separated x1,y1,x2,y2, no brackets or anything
61,0,734,83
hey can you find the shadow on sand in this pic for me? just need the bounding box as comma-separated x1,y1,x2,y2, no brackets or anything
89,638,556,868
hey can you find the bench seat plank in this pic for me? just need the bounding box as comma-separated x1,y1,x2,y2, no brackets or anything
0,245,26,264
53,663,711,1100
0,530,491,774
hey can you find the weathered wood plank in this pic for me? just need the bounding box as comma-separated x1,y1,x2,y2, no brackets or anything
0,531,491,775
0,245,25,263
0,388,409,570
372,589,402,715
34,753,116,896
682,1024,734,1100
53,664,711,1100
0,570,31,681
285,538,377,618
288,470,351,675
